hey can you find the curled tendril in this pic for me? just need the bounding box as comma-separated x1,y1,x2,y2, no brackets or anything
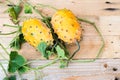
0,31,18,35
71,18,105,63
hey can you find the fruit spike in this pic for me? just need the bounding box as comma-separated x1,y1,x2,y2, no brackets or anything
22,18,53,47
51,8,82,44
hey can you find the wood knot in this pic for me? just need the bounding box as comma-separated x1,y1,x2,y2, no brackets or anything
104,64,108,68
113,67,118,71
105,1,112,4
115,77,119,80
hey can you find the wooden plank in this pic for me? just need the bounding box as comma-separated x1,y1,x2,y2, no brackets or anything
0,16,120,59
0,0,120,18
0,59,120,80
0,16,120,37
30,0,120,16
0,35,120,59
0,0,120,80
0,1,120,60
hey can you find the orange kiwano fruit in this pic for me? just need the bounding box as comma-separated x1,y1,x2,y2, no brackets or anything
51,8,82,44
22,18,53,47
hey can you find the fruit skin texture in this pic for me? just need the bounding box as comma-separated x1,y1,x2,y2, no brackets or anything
51,8,82,44
22,18,53,47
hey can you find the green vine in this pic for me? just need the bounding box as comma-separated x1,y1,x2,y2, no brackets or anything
0,0,105,79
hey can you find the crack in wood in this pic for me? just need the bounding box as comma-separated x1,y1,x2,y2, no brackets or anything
105,1,113,4
104,8,120,11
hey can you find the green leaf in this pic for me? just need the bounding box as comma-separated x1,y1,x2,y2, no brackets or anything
37,42,48,59
10,34,26,50
8,5,21,24
8,51,26,73
55,45,68,68
10,37,20,50
6,5,21,24
46,50,54,57
3,77,9,80
59,60,67,68
13,5,22,15
55,45,68,59
8,7,17,23
18,66,29,74
19,34,26,44
24,4,32,14
3,75,16,80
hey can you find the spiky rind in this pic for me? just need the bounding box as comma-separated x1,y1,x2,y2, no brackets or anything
51,8,82,44
22,18,53,47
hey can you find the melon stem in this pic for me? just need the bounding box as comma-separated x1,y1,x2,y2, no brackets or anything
3,24,20,28
0,63,8,77
0,43,9,55
32,58,59,70
67,40,80,65
20,0,45,18
0,31,18,35
33,6,45,18
36,4,58,11
74,18,105,63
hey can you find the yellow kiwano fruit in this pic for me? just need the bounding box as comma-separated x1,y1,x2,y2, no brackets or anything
51,9,82,44
22,18,53,47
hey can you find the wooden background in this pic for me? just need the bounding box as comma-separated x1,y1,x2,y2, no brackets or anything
0,0,120,80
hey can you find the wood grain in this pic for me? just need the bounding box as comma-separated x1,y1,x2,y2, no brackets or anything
0,0,120,80
0,16,120,59
0,59,120,80
0,0,120,17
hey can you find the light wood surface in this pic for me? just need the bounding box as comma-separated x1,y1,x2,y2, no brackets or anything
0,59,120,80
0,0,120,80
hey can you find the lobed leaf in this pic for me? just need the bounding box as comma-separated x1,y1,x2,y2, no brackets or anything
8,51,27,73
